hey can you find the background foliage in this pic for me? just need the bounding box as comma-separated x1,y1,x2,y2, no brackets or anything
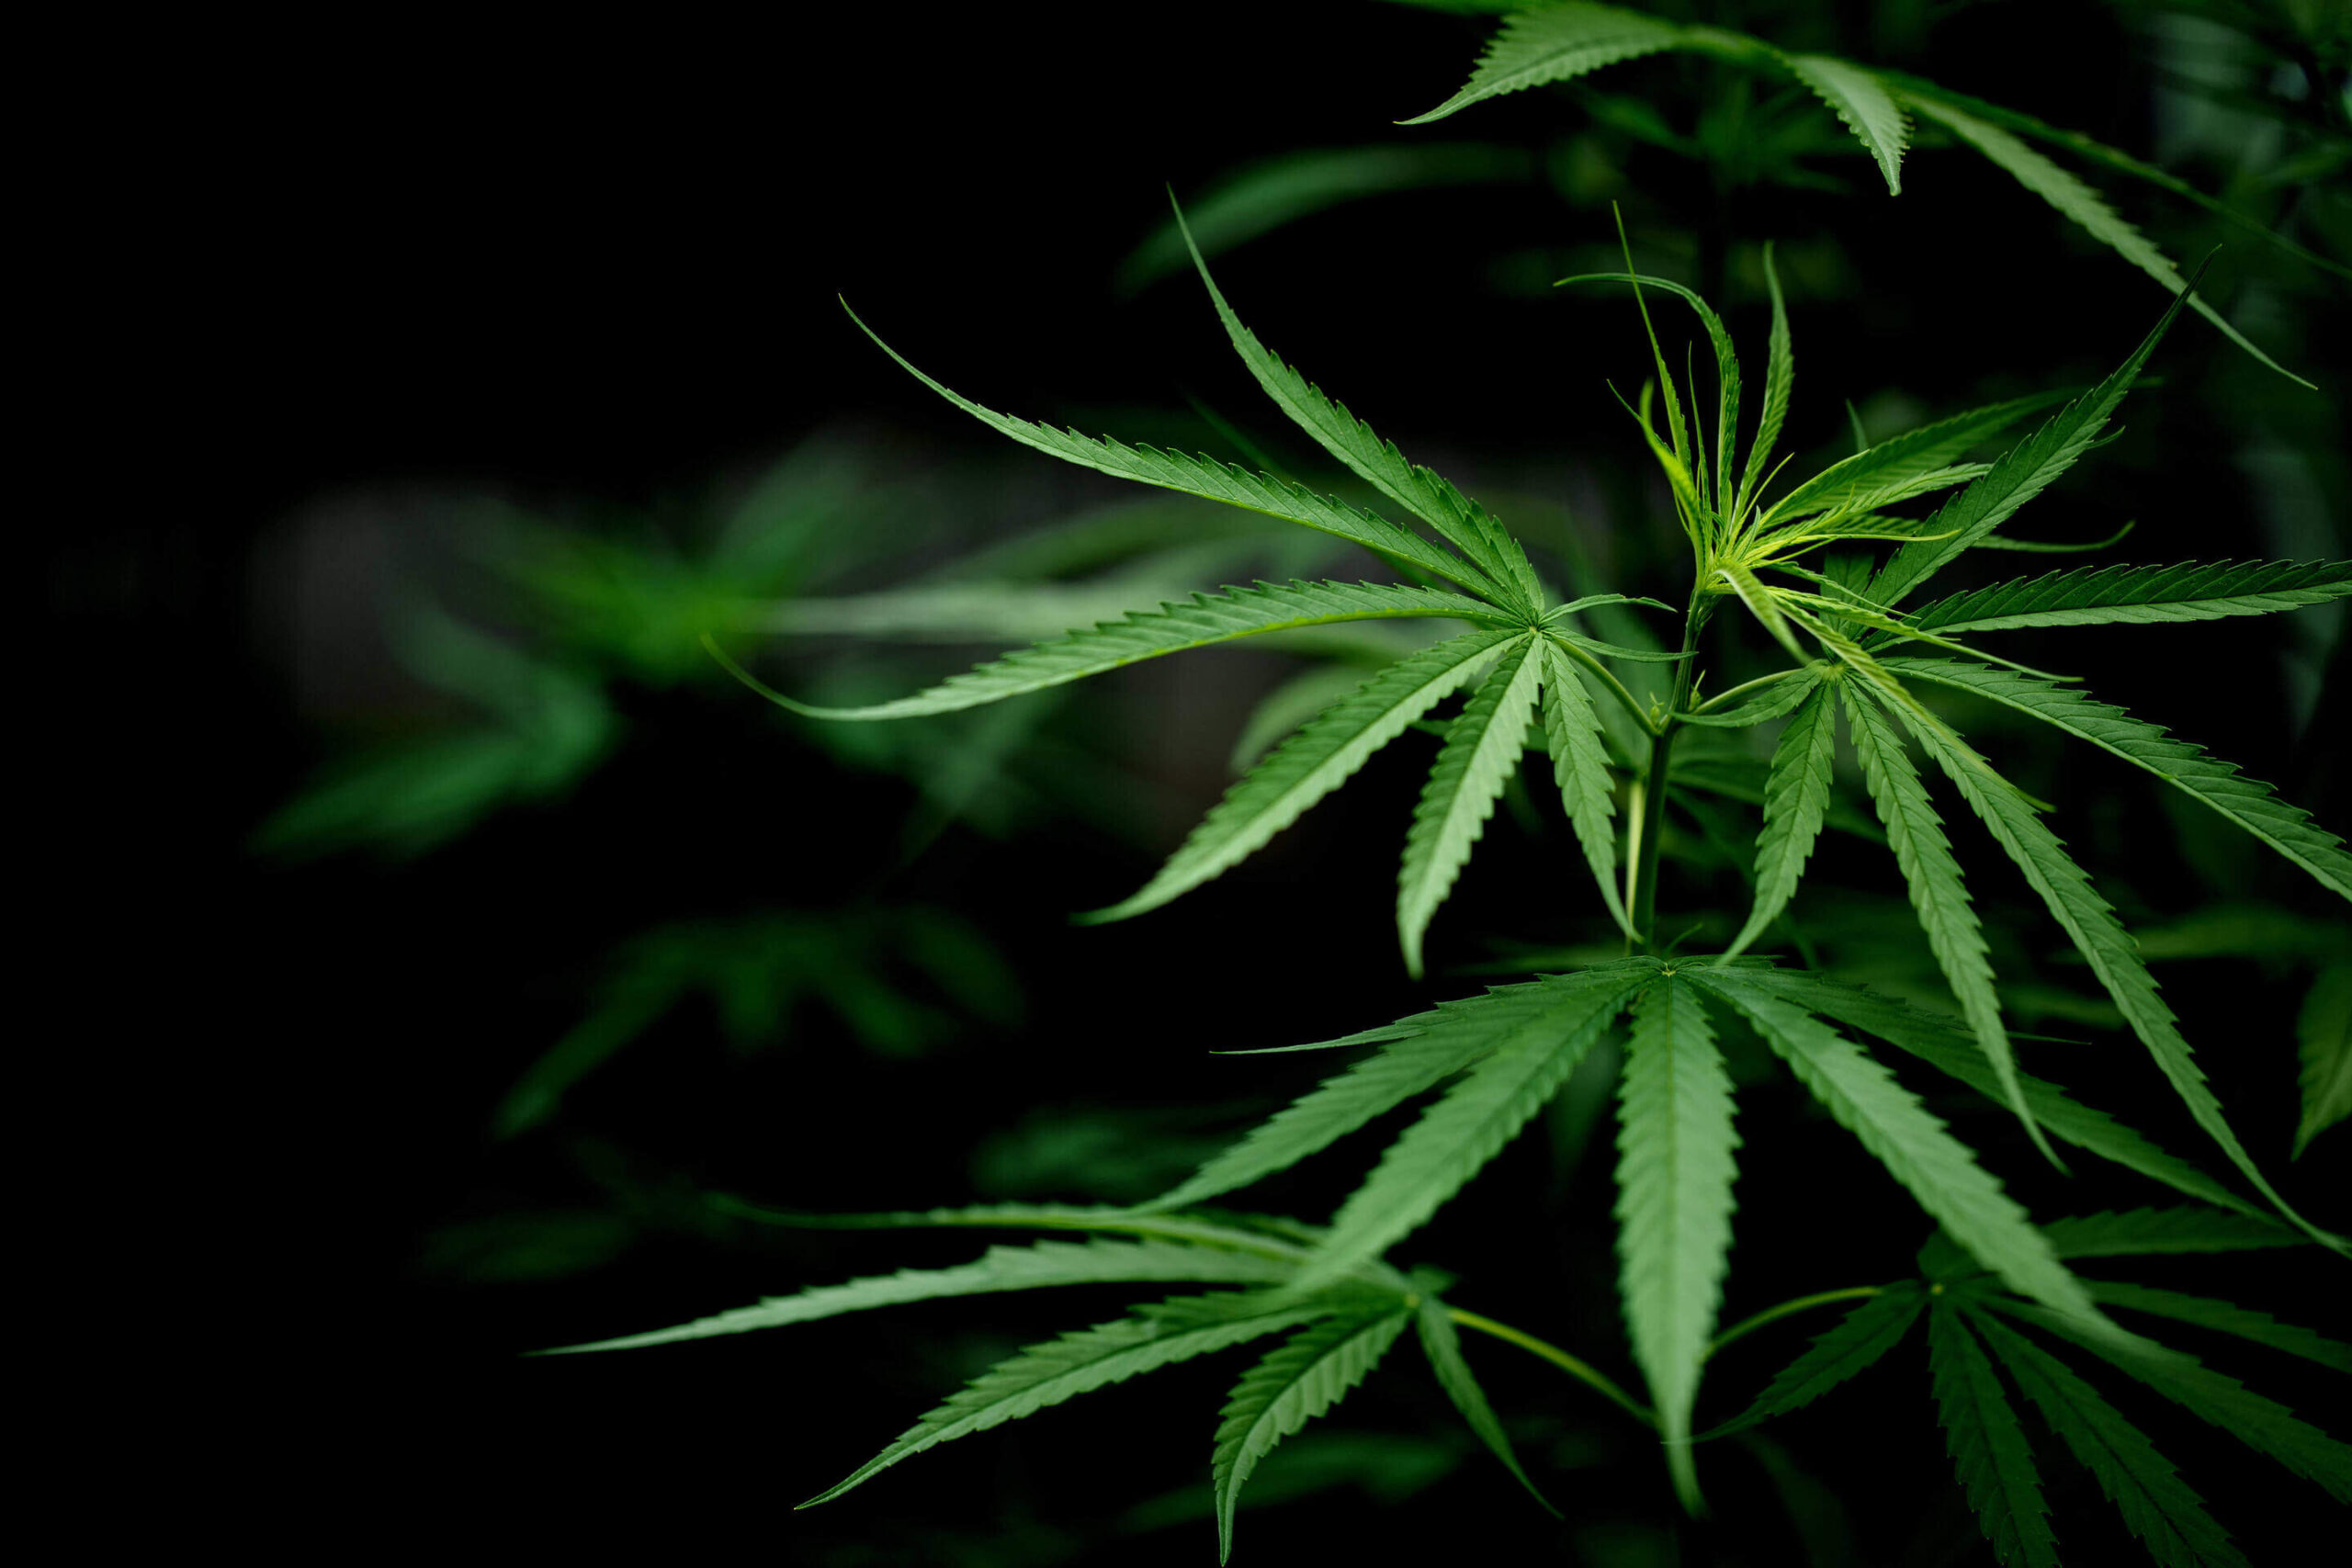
105,0,2347,1559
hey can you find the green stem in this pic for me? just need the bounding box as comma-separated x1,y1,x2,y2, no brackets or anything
1703,1287,1884,1362
1449,1307,1656,1427
1627,598,1713,950
1545,632,1660,737
1684,665,1805,716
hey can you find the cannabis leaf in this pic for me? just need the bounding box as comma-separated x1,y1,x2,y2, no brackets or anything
1212,1306,1412,1562
1408,2,2319,378
1906,560,2352,637
1701,1284,1925,1439
1928,1303,2059,1568
2296,965,2352,1158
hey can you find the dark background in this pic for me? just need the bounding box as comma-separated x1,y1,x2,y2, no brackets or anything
68,1,2346,1562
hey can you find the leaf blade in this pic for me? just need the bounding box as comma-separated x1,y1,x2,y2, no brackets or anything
1213,1308,1413,1562
1927,1303,2059,1568
1397,634,1545,976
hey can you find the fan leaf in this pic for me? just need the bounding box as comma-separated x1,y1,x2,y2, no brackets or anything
1298,969,1655,1289
1760,392,2064,533
1404,1,1689,126
1900,96,2310,388
1683,969,2098,1322
1539,637,1634,935
1702,1284,1925,1440
2040,1208,2299,1261
1084,626,1524,923
1176,200,1544,612
800,1291,1348,1508
1416,1294,1560,1514
1778,53,1908,195
1886,693,2345,1252
1614,976,1741,1508
1399,635,1545,976
1906,560,2352,637
1927,1303,2059,1568
843,300,1508,596
2084,1281,2352,1376
1973,1311,2248,1568
1212,1307,1413,1562
541,1238,1303,1355
1722,682,1839,962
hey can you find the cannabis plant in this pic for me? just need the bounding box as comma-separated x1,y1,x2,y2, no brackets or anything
542,183,2349,1561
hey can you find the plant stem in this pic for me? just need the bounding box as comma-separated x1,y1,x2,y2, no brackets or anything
1449,1307,1656,1427
1703,1287,1884,1362
1627,596,1713,951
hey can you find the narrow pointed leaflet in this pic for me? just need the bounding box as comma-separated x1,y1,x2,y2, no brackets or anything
1398,635,1544,976
1539,637,1633,934
1722,680,1838,962
1927,1305,2059,1568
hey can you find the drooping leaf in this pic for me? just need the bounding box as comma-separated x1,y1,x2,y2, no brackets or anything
2040,1208,2301,1261
1178,202,1544,611
1888,697,2346,1252
1839,682,2053,1165
1298,970,1655,1289
1415,1295,1560,1514
799,1291,1348,1508
1714,970,2264,1219
1900,96,2310,388
1212,1308,1413,1561
1613,976,1741,1508
2295,965,2352,1158
2084,1282,2352,1376
1895,659,2352,906
1777,53,1908,194
1870,287,2191,610
1538,637,1633,934
1399,635,1546,976
721,580,1509,721
539,1238,1304,1355
1906,560,2352,637
1973,1311,2248,1568
1991,1302,2352,1506
842,301,1509,597
1722,682,1839,963
1683,970,2098,1322
1927,1304,2059,1568
1083,626,1523,923
1403,1,1689,126
1701,1284,1925,1440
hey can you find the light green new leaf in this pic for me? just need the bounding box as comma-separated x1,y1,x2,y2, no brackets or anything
1882,659,2352,905
1701,1284,1924,1440
842,301,1507,597
1716,970,2262,1219
1085,626,1522,923
2040,1208,2300,1261
2295,965,2351,1158
2085,1282,2352,1377
1906,560,2352,637
1871,288,2190,610
540,1238,1302,1355
1889,697,2345,1252
1778,53,1907,194
1973,1312,2248,1568
800,1292,1338,1508
1992,1302,2352,1505
1683,971,2098,1323
720,581,1510,721
1403,1,1689,126
1416,1295,1559,1514
1723,682,1838,963
1614,976,1740,1510
1901,96,2310,388
1760,393,2064,534
1733,243,1795,527
1212,1308,1412,1562
1398,634,1545,976
1299,972,1653,1289
1538,637,1632,934
1840,682,2052,1166
1177,202,1543,612
1927,1305,2059,1568
1556,271,1742,509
